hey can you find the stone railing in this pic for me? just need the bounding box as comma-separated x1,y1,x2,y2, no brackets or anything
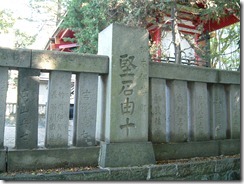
0,23,240,173
148,62,240,160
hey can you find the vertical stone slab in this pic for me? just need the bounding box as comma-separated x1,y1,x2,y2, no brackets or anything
228,84,240,139
73,73,98,146
97,23,155,167
96,76,106,142
189,82,210,141
0,68,8,148
45,71,71,148
149,78,167,143
169,80,188,142
15,68,40,149
209,84,227,140
98,23,149,143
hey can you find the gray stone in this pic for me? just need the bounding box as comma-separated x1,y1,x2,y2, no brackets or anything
7,147,100,172
0,149,6,172
97,23,149,142
153,141,219,160
15,68,40,149
109,167,148,180
188,82,210,141
31,50,109,74
219,139,240,155
149,62,240,85
96,76,106,142
45,71,72,148
149,78,167,142
209,84,227,139
150,164,177,178
168,80,188,142
218,70,240,84
0,68,8,148
227,85,240,139
73,73,98,146
0,48,31,68
97,23,155,167
99,141,155,168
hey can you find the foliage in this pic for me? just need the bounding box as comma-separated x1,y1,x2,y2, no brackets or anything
210,22,240,70
62,0,169,54
62,0,240,70
0,9,15,34
14,29,37,48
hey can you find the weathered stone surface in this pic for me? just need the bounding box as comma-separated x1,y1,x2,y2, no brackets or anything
99,142,155,168
149,78,167,142
0,149,6,172
153,141,219,160
45,71,72,148
109,167,148,180
7,147,100,172
73,73,98,146
188,82,210,141
209,84,227,140
0,68,8,148
227,85,240,139
31,50,109,74
96,76,106,142
168,80,188,142
218,70,240,84
0,156,240,181
0,47,31,68
149,62,240,84
97,23,149,142
150,164,177,178
15,68,40,149
219,139,240,155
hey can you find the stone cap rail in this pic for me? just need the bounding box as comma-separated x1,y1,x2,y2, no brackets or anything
0,47,109,74
149,62,240,84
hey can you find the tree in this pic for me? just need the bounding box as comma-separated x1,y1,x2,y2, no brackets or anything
210,23,240,70
0,9,15,34
61,0,240,70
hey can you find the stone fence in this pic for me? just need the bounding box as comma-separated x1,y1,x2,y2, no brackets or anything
0,24,240,173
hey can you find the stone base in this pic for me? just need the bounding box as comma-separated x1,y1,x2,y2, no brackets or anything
0,148,6,172
98,142,156,168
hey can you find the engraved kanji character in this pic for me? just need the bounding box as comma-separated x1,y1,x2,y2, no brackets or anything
120,118,135,136
120,54,137,74
119,80,134,96
121,97,135,115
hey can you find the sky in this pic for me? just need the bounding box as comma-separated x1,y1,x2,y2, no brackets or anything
0,0,56,49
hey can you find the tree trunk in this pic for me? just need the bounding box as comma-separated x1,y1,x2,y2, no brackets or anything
171,1,181,64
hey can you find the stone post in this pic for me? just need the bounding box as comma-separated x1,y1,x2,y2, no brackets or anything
16,68,40,149
227,84,240,139
73,73,98,146
45,71,72,148
209,84,227,140
0,68,8,148
97,24,155,167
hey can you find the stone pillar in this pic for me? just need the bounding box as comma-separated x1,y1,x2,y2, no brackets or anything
228,84,240,139
189,82,210,141
0,68,8,148
97,23,155,167
209,84,227,140
73,73,98,146
169,80,188,142
149,78,167,143
16,68,40,149
45,71,72,148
